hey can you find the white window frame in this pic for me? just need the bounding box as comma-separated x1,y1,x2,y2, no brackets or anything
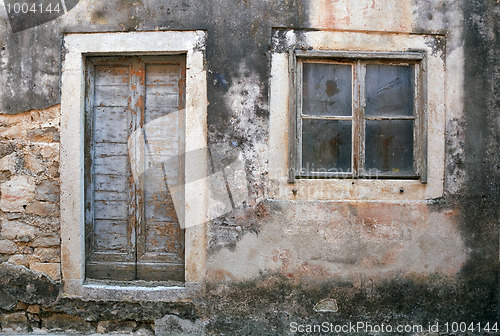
268,30,446,201
60,31,207,301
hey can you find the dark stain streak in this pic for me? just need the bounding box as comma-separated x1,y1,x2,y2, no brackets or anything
325,79,339,97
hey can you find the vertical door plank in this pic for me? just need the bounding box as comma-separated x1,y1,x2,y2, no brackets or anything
130,57,146,280
84,59,96,264
85,58,135,281
137,58,185,281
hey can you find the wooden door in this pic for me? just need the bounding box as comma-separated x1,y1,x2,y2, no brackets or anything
84,55,185,282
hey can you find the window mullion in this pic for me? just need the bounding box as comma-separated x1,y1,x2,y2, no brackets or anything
352,61,365,178
295,59,303,179
359,62,366,178
288,51,298,183
415,62,427,183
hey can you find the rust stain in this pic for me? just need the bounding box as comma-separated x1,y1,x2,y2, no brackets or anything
135,96,144,113
272,248,292,274
209,269,237,282
379,243,404,265
295,263,329,279
312,0,351,29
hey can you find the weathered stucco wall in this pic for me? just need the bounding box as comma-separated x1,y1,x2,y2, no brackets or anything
0,0,498,334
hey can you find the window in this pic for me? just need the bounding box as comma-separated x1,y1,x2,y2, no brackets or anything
84,56,185,281
289,51,426,182
60,31,207,301
268,30,446,201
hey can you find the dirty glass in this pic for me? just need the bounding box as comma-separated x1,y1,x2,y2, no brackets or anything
302,63,352,117
364,120,414,173
302,119,352,173
365,64,414,117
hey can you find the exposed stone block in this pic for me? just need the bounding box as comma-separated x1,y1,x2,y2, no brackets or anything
0,142,15,159
4,212,22,220
27,312,41,332
27,126,60,143
48,163,59,178
7,254,29,267
28,215,59,230
0,239,17,254
96,320,137,334
1,220,38,242
14,301,28,310
41,313,95,333
0,152,17,174
36,180,60,202
23,153,44,174
0,175,36,212
154,314,205,336
27,304,41,314
0,311,28,332
0,287,17,310
25,201,59,217
0,122,27,139
31,247,60,263
39,144,59,162
22,246,34,254
29,262,61,281
51,298,196,322
0,263,60,306
0,170,11,182
135,326,155,336
32,235,60,248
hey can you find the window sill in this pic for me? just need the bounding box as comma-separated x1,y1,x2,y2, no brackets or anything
268,178,442,201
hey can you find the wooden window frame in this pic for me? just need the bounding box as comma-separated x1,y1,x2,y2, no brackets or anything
288,50,427,183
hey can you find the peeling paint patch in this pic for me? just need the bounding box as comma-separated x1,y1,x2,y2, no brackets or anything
208,202,467,281
211,62,268,205
308,0,413,32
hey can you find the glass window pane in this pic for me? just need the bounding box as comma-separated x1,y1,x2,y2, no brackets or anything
365,64,414,117
365,120,414,173
302,63,352,117
302,119,352,174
